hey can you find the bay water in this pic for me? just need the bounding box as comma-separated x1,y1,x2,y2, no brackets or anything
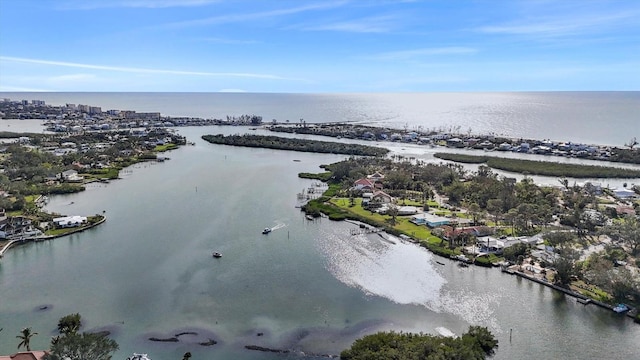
1,93,639,359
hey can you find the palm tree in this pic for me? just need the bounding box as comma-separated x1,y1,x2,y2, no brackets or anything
17,327,38,351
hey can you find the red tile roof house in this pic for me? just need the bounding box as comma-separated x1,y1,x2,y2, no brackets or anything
0,351,49,360
352,178,375,191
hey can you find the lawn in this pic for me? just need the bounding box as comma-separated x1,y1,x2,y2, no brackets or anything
330,198,436,241
154,143,178,152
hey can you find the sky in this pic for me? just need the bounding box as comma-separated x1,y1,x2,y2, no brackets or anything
0,0,639,92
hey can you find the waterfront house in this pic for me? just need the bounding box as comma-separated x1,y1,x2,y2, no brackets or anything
475,236,504,254
52,215,87,228
446,138,464,148
60,169,83,182
367,172,385,183
411,213,450,228
372,190,394,204
0,216,43,239
612,188,638,200
397,206,418,215
353,178,375,191
478,140,493,149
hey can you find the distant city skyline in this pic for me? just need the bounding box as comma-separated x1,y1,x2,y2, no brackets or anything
0,0,639,92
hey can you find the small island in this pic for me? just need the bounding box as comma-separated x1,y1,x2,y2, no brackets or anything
201,133,390,157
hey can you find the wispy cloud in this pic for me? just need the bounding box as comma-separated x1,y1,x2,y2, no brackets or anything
59,0,220,10
366,47,477,61
0,56,299,80
161,2,346,29
298,15,398,33
477,8,640,38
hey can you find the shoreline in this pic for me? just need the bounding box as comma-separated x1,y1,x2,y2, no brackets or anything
0,216,106,258
266,123,640,166
343,216,638,322
504,268,638,321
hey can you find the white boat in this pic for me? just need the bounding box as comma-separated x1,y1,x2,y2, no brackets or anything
613,303,630,313
262,227,272,234
212,252,222,258
127,354,151,360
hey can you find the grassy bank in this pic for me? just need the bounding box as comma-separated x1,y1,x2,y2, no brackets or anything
305,193,465,259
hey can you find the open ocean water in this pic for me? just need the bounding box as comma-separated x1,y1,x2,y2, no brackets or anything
1,92,639,146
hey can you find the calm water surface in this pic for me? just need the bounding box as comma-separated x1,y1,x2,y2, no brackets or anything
1,94,639,359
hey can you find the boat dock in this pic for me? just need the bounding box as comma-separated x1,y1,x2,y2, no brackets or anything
503,267,637,320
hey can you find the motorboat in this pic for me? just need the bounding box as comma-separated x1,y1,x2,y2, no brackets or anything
127,354,151,360
613,303,630,313
262,228,272,234
212,252,222,258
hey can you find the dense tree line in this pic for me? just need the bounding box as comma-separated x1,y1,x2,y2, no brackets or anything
434,153,640,178
201,134,389,156
13,313,118,359
341,326,498,360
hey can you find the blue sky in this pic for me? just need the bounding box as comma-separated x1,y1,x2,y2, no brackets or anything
0,0,638,92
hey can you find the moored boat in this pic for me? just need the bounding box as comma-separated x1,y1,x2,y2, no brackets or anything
212,252,222,258
127,354,151,360
613,303,630,313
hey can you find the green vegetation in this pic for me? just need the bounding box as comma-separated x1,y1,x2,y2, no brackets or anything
154,143,178,152
341,326,498,360
43,215,104,236
57,313,82,335
84,167,120,180
16,327,38,352
297,154,640,304
299,171,332,181
44,314,118,360
0,130,182,232
202,134,389,156
434,152,640,178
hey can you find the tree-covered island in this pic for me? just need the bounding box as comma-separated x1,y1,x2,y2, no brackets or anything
201,134,389,156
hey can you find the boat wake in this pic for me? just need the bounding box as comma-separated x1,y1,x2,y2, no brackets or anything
317,229,446,308
269,222,287,231
317,226,503,331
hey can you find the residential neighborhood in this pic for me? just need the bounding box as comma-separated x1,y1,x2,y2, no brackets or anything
0,115,186,253
303,155,640,319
